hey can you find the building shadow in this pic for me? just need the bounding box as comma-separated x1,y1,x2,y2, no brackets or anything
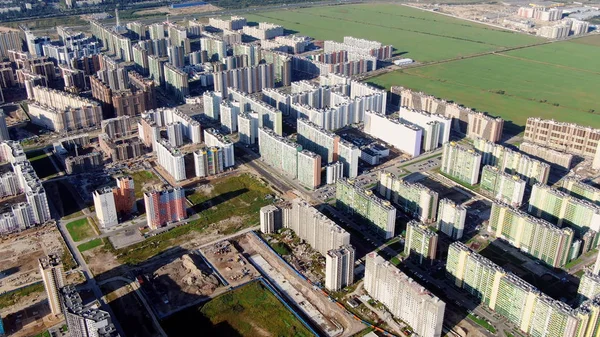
0,266,19,279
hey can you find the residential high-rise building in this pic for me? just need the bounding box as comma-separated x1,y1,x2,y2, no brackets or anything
237,112,258,144
297,150,321,190
193,147,224,178
441,141,482,185
281,199,351,255
0,30,23,59
480,166,526,207
297,118,340,164
164,63,189,102
489,202,574,268
212,63,275,95
561,176,600,206
399,107,452,150
447,242,587,336
378,171,438,223
364,110,422,157
208,16,247,31
594,251,600,275
167,45,185,68
204,128,235,168
437,199,466,240
529,183,600,237
167,122,184,147
62,285,119,337
405,220,438,265
337,140,360,178
147,107,202,144
524,118,600,170
155,138,186,182
326,161,344,185
519,142,573,170
114,176,136,216
577,271,600,305
144,188,186,229
260,205,282,234
258,127,302,178
325,245,355,291
336,178,396,239
473,137,550,185
203,91,222,120
219,100,239,134
148,55,168,86
93,187,118,228
200,37,226,62
365,252,445,337
39,255,64,316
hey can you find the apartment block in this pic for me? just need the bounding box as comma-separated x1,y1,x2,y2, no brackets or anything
365,252,445,337
364,110,422,157
242,22,284,40
237,112,258,144
144,188,186,229
155,138,186,182
404,220,438,265
0,30,23,59
326,161,344,185
336,178,396,239
193,147,224,178
28,86,103,131
39,255,64,316
524,118,600,169
378,171,438,223
399,107,451,150
203,91,222,120
520,142,573,169
437,198,467,240
147,108,202,144
260,204,282,234
93,187,118,228
62,285,119,337
447,242,582,335
529,183,600,237
578,271,600,305
65,152,103,174
258,127,302,178
204,128,235,168
213,63,275,95
441,142,482,185
167,122,184,147
325,245,355,291
561,176,600,206
337,140,360,179
297,150,321,190
480,166,526,207
474,138,550,185
200,37,226,62
220,100,239,133
164,63,189,102
209,16,247,31
489,202,574,268
297,118,340,163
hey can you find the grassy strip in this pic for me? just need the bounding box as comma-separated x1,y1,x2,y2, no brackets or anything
468,313,496,334
66,218,95,242
78,239,103,252
0,282,44,310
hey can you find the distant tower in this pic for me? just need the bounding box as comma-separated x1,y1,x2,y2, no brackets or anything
115,6,120,28
39,255,64,316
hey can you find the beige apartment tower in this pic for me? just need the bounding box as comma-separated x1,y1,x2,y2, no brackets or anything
39,255,65,316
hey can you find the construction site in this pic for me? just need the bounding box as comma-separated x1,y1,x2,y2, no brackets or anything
199,240,259,287
137,253,222,317
0,225,68,294
231,232,365,337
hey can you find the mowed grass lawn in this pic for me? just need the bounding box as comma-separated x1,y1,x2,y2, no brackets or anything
66,218,95,242
245,4,541,62
162,281,315,337
370,35,600,133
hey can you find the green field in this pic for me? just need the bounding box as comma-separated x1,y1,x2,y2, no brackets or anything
115,174,272,264
370,35,600,133
245,4,541,62
0,282,44,310
162,281,315,337
468,314,497,334
130,171,162,199
78,239,103,252
66,218,95,242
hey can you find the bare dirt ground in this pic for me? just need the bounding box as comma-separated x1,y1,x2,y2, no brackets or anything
83,244,122,277
138,253,221,316
200,240,259,287
234,233,365,337
135,3,221,16
0,225,66,293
